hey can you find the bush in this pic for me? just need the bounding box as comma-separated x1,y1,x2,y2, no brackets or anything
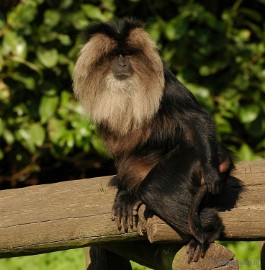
0,0,265,186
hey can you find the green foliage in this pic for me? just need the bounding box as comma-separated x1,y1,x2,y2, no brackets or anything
0,0,265,185
0,0,113,184
0,248,86,270
221,241,260,270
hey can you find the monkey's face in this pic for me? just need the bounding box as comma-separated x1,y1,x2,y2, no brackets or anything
73,19,165,134
110,54,133,80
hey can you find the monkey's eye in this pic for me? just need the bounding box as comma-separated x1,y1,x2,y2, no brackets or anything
109,49,134,57
123,50,132,56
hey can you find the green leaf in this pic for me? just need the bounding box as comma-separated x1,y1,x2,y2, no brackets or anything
16,128,35,152
0,118,4,135
0,149,4,160
48,118,66,144
12,72,36,90
59,0,73,9
39,96,59,123
0,52,3,71
215,115,232,135
37,47,59,68
44,10,61,28
7,1,37,29
3,129,15,144
28,123,46,147
239,104,261,124
165,17,188,40
245,116,264,138
238,144,256,161
71,11,88,29
0,12,5,29
91,136,108,156
81,4,104,21
58,34,71,45
147,21,162,42
2,31,27,58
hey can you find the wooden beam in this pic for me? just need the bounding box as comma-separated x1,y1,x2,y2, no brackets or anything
0,161,264,258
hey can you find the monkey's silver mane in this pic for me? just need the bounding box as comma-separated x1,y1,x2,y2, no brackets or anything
73,20,165,135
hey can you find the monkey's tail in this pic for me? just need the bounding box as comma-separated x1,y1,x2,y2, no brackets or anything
188,184,207,244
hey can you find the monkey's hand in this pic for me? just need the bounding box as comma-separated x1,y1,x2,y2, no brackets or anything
112,189,142,232
203,168,222,194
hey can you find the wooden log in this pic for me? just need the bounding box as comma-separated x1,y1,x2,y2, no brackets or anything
0,161,264,258
97,242,238,270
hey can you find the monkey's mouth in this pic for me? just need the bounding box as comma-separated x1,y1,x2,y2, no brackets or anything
114,74,130,80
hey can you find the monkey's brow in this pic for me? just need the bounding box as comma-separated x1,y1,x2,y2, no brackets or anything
110,47,141,56
91,47,142,67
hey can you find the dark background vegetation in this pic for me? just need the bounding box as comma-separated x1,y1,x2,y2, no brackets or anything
0,0,265,189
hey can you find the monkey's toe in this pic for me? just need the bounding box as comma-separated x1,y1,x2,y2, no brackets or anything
187,239,208,263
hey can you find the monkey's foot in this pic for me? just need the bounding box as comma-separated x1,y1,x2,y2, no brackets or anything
187,239,207,263
112,190,142,232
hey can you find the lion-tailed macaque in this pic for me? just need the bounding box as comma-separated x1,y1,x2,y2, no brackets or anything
73,17,233,262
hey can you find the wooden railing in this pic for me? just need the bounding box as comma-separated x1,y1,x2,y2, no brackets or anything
0,161,264,269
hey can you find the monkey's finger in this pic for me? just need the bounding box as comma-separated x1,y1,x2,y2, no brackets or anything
128,207,134,229
193,245,201,262
121,208,129,232
200,243,207,258
187,239,199,263
187,247,195,263
133,201,142,212
115,208,123,230
111,207,117,221
133,210,138,229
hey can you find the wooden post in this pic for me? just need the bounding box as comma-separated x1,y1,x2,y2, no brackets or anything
85,246,132,270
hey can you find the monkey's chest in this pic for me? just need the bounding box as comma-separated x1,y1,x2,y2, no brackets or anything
101,127,178,190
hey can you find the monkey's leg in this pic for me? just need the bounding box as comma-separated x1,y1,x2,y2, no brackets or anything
137,148,222,263
112,188,141,232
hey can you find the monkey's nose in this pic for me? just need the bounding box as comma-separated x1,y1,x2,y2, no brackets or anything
118,55,128,67
111,55,133,80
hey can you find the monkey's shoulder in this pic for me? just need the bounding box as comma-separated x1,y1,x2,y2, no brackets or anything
161,68,206,115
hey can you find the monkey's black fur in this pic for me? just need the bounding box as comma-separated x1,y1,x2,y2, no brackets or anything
75,18,234,262
83,17,144,43
139,144,233,262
